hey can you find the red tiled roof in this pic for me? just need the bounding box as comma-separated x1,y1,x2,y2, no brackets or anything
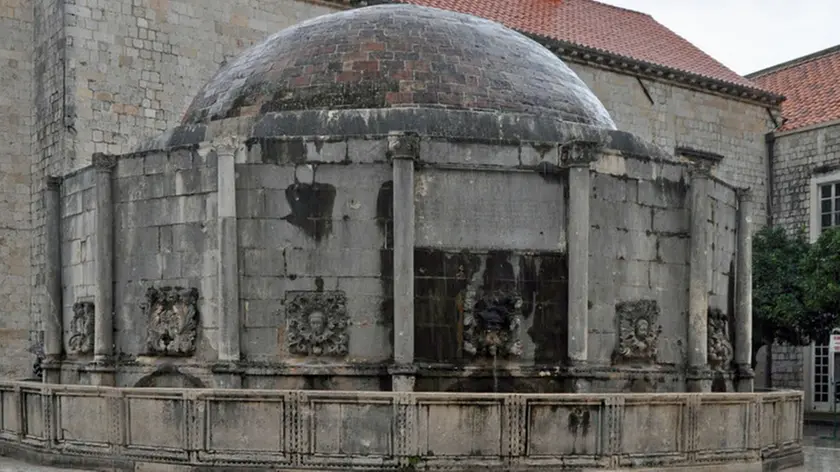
396,0,767,92
751,47,840,131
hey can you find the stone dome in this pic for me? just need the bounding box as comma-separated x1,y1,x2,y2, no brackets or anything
182,4,616,129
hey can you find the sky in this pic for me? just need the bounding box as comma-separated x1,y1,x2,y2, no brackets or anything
598,0,840,76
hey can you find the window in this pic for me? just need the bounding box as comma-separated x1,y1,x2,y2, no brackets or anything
819,182,840,232
809,171,840,242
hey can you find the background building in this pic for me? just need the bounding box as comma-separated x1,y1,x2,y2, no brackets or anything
0,0,783,380
749,45,840,411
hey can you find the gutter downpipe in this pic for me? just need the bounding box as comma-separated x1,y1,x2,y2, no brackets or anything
764,130,776,389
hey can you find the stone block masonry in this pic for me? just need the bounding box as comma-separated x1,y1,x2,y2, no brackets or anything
570,63,775,227
0,0,33,379
772,123,840,233
21,0,780,381
28,0,342,374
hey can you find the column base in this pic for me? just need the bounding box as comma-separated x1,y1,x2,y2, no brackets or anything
389,365,417,392
736,364,755,392
41,357,61,384
686,366,712,393
85,361,116,387
212,363,244,389
566,361,593,393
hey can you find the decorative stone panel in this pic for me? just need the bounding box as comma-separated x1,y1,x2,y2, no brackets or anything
613,300,662,364
144,287,200,356
463,291,524,359
67,301,95,355
286,291,349,357
708,308,733,370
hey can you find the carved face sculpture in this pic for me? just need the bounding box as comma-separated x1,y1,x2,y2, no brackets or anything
308,311,326,335
635,318,650,339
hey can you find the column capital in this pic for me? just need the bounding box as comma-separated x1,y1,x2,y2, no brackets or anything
561,140,601,167
92,153,117,171
212,135,246,156
688,163,713,179
45,176,62,191
736,186,756,203
387,132,420,161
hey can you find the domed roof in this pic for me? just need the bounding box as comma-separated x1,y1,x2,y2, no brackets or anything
182,4,616,129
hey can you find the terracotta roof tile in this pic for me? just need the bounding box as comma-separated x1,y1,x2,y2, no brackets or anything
397,0,766,92
751,48,840,131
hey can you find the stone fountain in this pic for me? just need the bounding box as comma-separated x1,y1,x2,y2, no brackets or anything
0,5,802,471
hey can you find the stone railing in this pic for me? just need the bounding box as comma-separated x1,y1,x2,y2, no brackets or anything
0,382,803,471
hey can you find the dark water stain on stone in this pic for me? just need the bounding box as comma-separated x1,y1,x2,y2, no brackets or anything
568,407,591,437
283,182,336,241
376,181,394,351
482,250,516,293
260,137,308,165
727,258,737,348
133,364,205,388
712,372,728,392
444,368,536,393
526,252,569,364
376,181,394,247
413,249,480,362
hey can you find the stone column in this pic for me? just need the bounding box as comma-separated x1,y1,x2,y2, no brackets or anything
687,167,711,392
42,176,63,383
215,138,242,388
91,154,116,386
564,142,598,393
735,188,755,392
389,133,418,392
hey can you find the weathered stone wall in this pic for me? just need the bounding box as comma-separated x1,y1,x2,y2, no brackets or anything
589,157,690,372
111,149,219,373
754,344,806,391
30,0,340,370
708,181,738,314
59,169,96,356
236,138,392,390
587,155,740,392
772,124,840,233
0,0,34,379
570,63,774,226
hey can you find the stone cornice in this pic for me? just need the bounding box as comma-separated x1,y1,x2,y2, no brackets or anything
530,36,785,108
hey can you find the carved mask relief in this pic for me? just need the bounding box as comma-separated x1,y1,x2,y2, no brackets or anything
286,291,349,357
708,308,733,370
144,286,200,356
614,300,662,364
463,291,524,359
67,301,95,355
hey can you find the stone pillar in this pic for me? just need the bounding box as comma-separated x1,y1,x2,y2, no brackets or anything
389,133,418,392
42,177,63,383
687,167,711,392
735,188,755,392
91,154,116,386
215,138,242,388
564,142,598,393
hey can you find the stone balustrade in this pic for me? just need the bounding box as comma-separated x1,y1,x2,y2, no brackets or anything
0,381,803,471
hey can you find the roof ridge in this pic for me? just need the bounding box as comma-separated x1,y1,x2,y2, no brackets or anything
576,0,652,18
747,44,840,79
